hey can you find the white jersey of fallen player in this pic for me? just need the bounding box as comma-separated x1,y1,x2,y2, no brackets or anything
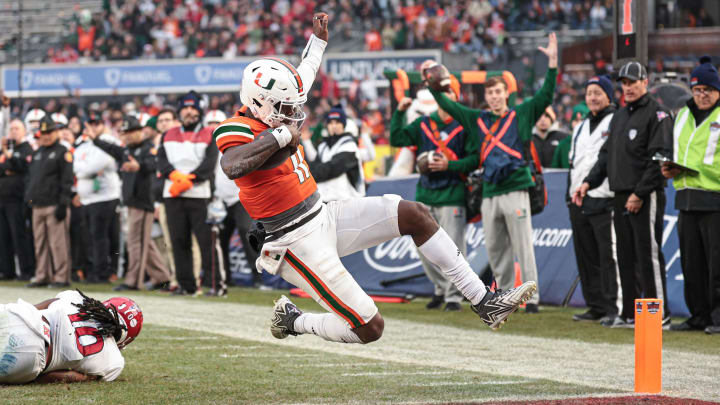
316,134,365,202
40,291,124,381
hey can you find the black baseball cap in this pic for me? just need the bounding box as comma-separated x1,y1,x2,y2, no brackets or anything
120,115,143,133
87,110,103,123
618,61,647,81
38,115,57,134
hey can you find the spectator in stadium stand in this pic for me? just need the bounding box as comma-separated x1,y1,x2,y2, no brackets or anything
89,115,172,292
154,107,181,289
390,78,468,312
532,106,569,167
0,118,36,281
157,91,223,296
575,61,673,328
209,109,260,287
567,75,619,323
73,110,122,284
663,57,720,335
25,116,74,288
428,33,559,313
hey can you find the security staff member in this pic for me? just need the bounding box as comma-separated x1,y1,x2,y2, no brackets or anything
0,119,36,281
663,57,720,335
575,61,672,328
90,115,172,292
390,85,468,312
25,116,74,288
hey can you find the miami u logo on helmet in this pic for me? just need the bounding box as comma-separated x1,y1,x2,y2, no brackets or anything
254,72,276,90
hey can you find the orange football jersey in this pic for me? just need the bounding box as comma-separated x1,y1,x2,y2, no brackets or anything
213,114,317,219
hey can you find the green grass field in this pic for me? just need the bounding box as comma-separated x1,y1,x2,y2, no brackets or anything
1,281,719,404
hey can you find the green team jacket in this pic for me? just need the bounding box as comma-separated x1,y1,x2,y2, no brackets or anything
390,111,479,206
430,67,557,198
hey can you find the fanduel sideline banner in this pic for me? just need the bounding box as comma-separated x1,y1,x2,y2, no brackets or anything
1,59,253,97
343,171,688,317
2,50,440,97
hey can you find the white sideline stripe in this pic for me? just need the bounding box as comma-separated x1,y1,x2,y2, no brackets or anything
307,362,380,368
342,371,455,377
220,353,319,358
3,287,719,402
413,380,525,387
154,336,220,341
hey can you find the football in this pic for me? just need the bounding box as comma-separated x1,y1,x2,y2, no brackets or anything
422,63,451,92
256,128,297,170
415,151,435,175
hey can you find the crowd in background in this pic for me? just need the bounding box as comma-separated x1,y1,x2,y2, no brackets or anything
45,0,616,64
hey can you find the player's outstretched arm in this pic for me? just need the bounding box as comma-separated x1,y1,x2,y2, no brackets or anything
220,126,300,179
296,13,329,92
35,370,98,384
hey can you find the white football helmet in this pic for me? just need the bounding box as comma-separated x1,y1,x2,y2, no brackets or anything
240,57,307,129
203,109,227,127
50,112,68,128
24,108,46,133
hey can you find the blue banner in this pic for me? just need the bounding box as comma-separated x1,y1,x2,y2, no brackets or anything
342,172,689,317
2,60,251,97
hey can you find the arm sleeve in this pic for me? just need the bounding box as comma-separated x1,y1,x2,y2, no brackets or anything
389,110,421,147
301,138,318,161
60,152,75,205
447,129,480,173
92,138,126,162
296,35,327,94
358,131,376,162
309,151,359,182
584,135,609,189
157,133,176,179
428,89,482,132
6,149,31,174
73,145,117,179
190,141,219,182
515,68,557,141
139,147,158,174
634,109,672,197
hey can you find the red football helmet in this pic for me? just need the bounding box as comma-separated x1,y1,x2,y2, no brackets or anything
103,297,143,349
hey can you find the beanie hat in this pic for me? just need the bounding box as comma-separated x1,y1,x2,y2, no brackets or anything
587,75,614,102
177,90,203,113
145,115,158,131
690,56,720,92
326,105,347,127
572,102,590,120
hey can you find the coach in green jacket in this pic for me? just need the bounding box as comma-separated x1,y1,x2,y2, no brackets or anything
663,57,720,335
427,33,558,312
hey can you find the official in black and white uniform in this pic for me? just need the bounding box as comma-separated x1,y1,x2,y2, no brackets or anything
567,75,619,323
576,61,673,328
307,106,365,202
